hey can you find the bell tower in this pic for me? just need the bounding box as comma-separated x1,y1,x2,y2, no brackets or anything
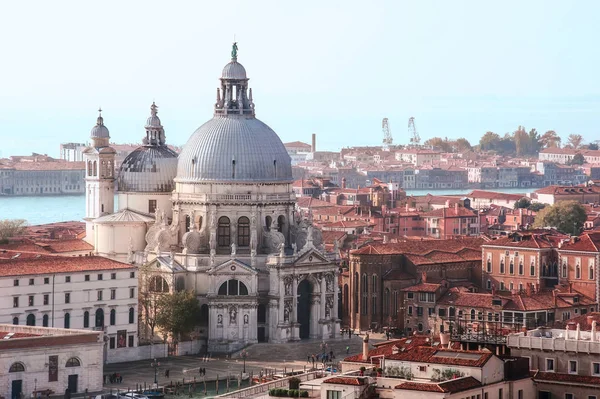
83,108,116,245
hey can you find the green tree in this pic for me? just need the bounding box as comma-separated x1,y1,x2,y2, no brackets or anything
528,128,541,154
587,143,599,150
498,133,517,155
0,219,27,243
479,131,501,151
539,130,561,149
567,134,584,149
528,202,547,212
424,137,453,152
569,153,585,165
513,198,531,209
533,201,587,235
155,290,201,342
514,126,531,156
455,138,472,152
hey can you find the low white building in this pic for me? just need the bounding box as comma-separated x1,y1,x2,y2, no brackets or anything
0,255,138,364
0,324,103,398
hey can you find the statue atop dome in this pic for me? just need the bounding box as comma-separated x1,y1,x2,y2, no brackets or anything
231,42,238,60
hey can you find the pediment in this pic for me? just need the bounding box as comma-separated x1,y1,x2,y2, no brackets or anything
208,258,258,275
295,248,329,265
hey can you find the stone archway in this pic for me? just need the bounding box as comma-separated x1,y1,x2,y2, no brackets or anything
297,279,313,339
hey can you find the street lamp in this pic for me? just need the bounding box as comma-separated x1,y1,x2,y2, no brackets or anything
240,349,248,373
151,358,161,385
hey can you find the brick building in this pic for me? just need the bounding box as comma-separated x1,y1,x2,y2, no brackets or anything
344,238,484,331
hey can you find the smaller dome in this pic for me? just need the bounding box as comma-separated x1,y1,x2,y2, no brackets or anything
145,102,162,128
222,61,247,80
91,115,110,139
117,146,178,193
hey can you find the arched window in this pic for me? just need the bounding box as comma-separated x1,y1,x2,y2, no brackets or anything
96,308,104,327
26,314,35,326
509,261,514,275
218,216,231,247
486,280,491,290
500,259,505,274
238,217,250,247
470,309,476,320
12,317,18,325
383,288,390,315
487,258,492,273
83,311,89,328
42,314,49,327
129,308,135,324
65,357,81,367
518,262,524,275
393,290,398,314
109,309,115,326
530,262,535,276
185,215,191,233
353,272,359,314
277,215,285,233
92,161,97,177
9,362,25,372
265,216,272,231
87,160,92,176
149,275,169,293
590,261,595,280
361,274,368,294
218,279,249,296
64,313,70,329
372,275,377,293
176,276,185,292
576,263,581,279
562,261,567,278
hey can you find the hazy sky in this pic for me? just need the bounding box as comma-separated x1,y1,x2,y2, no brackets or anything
1,0,599,157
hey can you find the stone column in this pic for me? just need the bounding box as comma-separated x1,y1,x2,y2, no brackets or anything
279,277,285,324
333,272,340,320
292,277,298,323
320,275,326,321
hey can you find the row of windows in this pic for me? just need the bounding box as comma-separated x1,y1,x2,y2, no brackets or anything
13,271,135,286
13,288,135,307
9,358,81,373
545,358,600,377
13,307,135,328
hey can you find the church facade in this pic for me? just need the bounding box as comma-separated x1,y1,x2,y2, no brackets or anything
83,44,340,352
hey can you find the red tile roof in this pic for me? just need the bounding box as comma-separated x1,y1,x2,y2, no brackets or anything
402,283,441,293
396,377,482,393
532,371,600,387
352,238,484,256
385,347,493,367
482,232,567,249
468,190,527,201
553,312,600,331
0,332,40,339
323,377,366,386
0,256,134,277
422,207,478,218
535,185,600,195
558,232,600,252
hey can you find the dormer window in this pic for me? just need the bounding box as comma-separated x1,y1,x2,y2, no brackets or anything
573,296,579,303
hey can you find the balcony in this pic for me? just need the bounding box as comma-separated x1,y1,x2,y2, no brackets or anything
175,193,295,203
507,333,600,354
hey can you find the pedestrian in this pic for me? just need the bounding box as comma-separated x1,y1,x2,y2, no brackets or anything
346,346,350,354
329,350,334,359
165,369,170,378
119,374,123,383
307,354,311,363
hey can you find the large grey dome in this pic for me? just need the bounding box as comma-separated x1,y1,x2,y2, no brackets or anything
118,146,178,192
176,116,293,183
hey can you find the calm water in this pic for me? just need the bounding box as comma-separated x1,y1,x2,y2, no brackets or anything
0,187,535,225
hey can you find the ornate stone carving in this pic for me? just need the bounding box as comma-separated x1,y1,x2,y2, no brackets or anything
229,305,237,324
326,295,333,318
284,299,292,322
284,276,293,296
231,242,237,256
217,314,223,325
325,274,334,292
182,230,202,254
244,314,249,325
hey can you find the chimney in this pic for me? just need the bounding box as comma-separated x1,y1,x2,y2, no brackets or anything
454,202,459,213
342,177,347,189
362,333,370,361
421,271,427,283
311,133,316,153
552,290,557,307
491,284,496,296
445,200,451,207
591,320,597,342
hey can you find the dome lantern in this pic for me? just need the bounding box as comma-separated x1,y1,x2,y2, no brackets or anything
215,43,254,117
90,107,110,148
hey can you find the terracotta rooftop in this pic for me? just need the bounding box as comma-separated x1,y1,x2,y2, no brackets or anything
553,312,600,331
386,347,493,367
532,371,600,386
0,331,40,339
296,196,335,209
402,282,441,293
482,232,567,249
343,336,461,364
0,238,93,254
322,377,366,386
558,232,600,252
351,238,484,256
395,377,482,393
468,190,526,201
535,185,600,195
0,256,134,277
422,207,478,218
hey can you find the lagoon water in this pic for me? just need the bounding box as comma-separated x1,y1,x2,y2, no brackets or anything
0,188,535,226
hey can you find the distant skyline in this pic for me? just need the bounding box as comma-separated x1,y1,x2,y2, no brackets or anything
1,0,600,158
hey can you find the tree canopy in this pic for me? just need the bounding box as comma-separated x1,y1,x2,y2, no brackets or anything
532,201,587,235
569,153,585,165
513,198,531,209
539,130,561,149
0,219,27,242
155,290,201,342
567,134,584,149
